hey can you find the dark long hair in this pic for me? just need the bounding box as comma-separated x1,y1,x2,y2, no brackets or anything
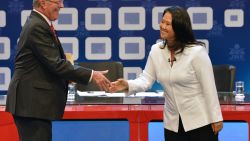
160,6,205,53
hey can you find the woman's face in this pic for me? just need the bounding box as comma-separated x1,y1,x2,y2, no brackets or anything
160,12,175,42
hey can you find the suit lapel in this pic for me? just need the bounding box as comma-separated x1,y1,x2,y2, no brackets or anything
31,11,66,59
55,35,66,59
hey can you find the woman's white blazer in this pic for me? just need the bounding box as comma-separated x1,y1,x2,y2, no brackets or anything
127,42,223,132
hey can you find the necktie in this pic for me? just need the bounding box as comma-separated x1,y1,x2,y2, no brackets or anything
50,22,65,59
50,22,58,42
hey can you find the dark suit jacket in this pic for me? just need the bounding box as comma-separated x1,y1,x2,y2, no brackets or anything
6,11,92,120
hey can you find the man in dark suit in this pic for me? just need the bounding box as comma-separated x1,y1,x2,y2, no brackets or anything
5,0,111,141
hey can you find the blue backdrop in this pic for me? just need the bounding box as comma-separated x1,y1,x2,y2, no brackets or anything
0,1,249,140
0,0,250,94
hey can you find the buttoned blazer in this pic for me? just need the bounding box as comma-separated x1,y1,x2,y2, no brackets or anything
128,42,223,132
6,11,92,120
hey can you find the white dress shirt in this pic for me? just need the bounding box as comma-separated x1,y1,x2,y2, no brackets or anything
33,9,51,26
127,42,223,132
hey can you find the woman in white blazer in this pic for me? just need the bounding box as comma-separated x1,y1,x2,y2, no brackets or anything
109,6,223,141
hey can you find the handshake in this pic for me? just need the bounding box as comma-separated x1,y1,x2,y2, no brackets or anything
65,53,127,93
92,70,128,93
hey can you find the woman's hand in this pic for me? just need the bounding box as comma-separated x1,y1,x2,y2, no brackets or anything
109,79,128,93
211,121,223,135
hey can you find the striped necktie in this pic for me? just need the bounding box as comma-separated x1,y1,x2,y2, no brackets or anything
50,22,58,42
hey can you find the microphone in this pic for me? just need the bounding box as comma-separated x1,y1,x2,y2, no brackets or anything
168,58,176,62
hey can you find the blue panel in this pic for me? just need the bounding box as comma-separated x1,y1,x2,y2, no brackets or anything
230,15,238,21
219,122,248,141
58,14,72,24
128,73,137,80
52,120,130,141
0,43,4,53
1,0,250,95
193,13,207,24
62,43,73,54
91,43,106,54
0,73,5,84
149,122,164,141
151,82,164,91
125,13,139,24
125,43,139,54
148,121,248,141
91,13,106,24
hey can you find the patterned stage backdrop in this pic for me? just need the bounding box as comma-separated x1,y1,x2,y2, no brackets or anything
0,0,249,95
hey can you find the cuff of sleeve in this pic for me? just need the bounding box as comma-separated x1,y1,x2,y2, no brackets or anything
88,70,94,83
127,80,136,96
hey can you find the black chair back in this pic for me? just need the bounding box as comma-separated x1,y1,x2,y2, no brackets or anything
213,64,236,92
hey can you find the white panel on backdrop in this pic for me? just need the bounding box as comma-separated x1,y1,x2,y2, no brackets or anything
0,67,11,91
0,11,6,27
54,8,78,30
58,37,79,60
152,7,169,30
187,7,213,30
119,7,145,30
224,9,244,27
21,10,31,26
123,67,142,80
0,37,10,60
21,8,78,30
85,8,111,30
119,37,145,60
85,37,112,60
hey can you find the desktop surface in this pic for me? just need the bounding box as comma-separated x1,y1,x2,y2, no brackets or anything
0,91,249,105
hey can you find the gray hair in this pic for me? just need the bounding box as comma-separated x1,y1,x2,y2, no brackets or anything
32,0,39,8
32,0,40,8
33,0,49,8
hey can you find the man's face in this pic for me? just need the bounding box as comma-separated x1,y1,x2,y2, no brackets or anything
42,0,64,21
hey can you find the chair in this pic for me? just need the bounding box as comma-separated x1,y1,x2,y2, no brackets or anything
213,64,236,92
76,61,123,91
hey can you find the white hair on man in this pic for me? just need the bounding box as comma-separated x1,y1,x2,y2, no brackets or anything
33,0,49,8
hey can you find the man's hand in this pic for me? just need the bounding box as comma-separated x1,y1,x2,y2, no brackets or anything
92,70,110,92
211,121,223,135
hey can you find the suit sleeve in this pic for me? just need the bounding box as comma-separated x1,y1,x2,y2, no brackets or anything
28,23,91,84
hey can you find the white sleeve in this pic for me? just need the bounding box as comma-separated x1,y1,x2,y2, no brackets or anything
127,51,156,95
192,47,223,122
